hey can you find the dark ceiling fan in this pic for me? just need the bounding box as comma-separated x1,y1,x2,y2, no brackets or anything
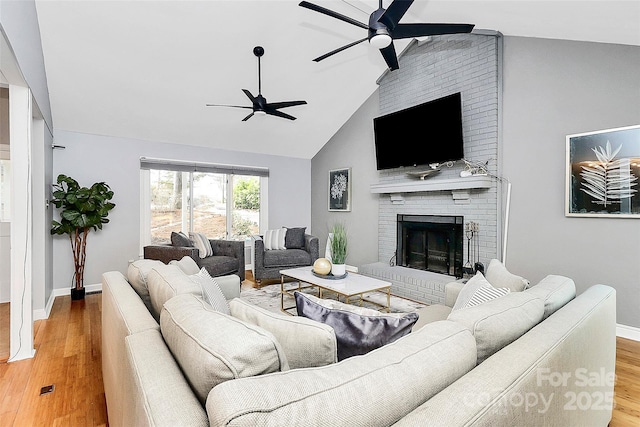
299,0,475,70
206,46,307,121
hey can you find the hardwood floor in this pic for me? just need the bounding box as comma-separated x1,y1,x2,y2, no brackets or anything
0,302,8,362
610,337,640,426
0,293,107,426
0,286,638,426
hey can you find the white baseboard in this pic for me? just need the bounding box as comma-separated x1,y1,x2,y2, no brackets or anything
33,291,56,321
51,283,102,298
617,323,640,341
33,283,102,321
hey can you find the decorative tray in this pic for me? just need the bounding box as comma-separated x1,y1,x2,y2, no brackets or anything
311,270,348,280
405,169,441,180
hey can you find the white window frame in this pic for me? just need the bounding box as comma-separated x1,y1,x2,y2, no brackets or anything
139,158,269,259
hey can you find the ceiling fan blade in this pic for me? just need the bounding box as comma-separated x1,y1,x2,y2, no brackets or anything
314,37,368,62
379,43,399,70
242,112,255,121
391,23,475,39
265,108,297,121
299,1,369,30
242,89,256,101
266,100,307,110
206,103,253,109
378,0,415,30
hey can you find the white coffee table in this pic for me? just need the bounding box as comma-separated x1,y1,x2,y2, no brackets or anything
280,266,392,315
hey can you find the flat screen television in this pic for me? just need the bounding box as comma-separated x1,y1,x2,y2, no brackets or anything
373,92,464,170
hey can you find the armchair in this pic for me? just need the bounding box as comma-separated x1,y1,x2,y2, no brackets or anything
253,233,319,284
144,235,245,281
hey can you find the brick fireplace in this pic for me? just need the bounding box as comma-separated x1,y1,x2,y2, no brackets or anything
360,32,503,305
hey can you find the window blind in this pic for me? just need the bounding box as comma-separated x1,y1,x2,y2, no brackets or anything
139,157,269,177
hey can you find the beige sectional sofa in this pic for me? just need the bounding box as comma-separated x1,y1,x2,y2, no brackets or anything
102,259,617,426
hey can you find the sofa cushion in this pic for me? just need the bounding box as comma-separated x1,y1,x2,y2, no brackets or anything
189,232,213,258
197,255,239,277
206,320,477,427
525,275,576,319
147,264,202,321
413,304,452,331
285,227,306,249
160,293,289,405
124,329,209,426
171,231,193,247
229,298,337,368
190,268,230,315
264,228,287,250
485,259,530,291
447,292,544,364
263,249,312,268
126,259,165,313
169,255,201,275
295,292,419,361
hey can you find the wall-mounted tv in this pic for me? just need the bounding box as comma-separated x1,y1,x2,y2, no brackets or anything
373,92,464,170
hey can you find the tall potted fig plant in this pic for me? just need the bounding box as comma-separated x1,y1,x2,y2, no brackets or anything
51,174,116,300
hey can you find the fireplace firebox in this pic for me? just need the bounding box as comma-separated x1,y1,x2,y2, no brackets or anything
396,214,463,278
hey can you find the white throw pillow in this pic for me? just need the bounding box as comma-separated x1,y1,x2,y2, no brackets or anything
463,285,510,309
264,228,287,250
190,268,230,315
189,232,213,258
169,255,201,275
485,259,530,292
451,272,492,311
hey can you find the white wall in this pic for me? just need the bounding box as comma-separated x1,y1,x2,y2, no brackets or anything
51,130,311,289
0,0,52,129
0,0,53,360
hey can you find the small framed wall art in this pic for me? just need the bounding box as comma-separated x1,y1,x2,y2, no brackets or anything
566,124,640,218
328,167,351,212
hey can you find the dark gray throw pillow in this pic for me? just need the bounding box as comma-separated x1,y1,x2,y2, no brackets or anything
285,227,306,249
171,231,193,247
294,292,419,361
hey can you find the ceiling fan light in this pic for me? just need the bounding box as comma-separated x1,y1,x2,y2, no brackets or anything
370,33,392,49
254,110,266,116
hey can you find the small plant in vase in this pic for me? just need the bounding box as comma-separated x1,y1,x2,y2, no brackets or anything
329,222,347,276
50,174,115,300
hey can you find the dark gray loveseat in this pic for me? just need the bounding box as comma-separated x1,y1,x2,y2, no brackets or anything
252,233,319,284
144,233,245,281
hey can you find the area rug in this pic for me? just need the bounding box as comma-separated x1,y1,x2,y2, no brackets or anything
239,282,428,315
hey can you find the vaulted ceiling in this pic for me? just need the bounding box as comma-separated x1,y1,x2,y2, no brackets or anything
34,1,640,159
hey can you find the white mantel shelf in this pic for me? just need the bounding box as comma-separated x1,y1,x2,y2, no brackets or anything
370,176,493,204
371,175,492,194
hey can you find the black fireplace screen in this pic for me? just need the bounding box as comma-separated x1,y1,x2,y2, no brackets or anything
396,214,463,277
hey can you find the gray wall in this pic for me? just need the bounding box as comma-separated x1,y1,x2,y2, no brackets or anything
502,37,640,328
311,91,380,267
52,130,311,289
311,36,640,328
